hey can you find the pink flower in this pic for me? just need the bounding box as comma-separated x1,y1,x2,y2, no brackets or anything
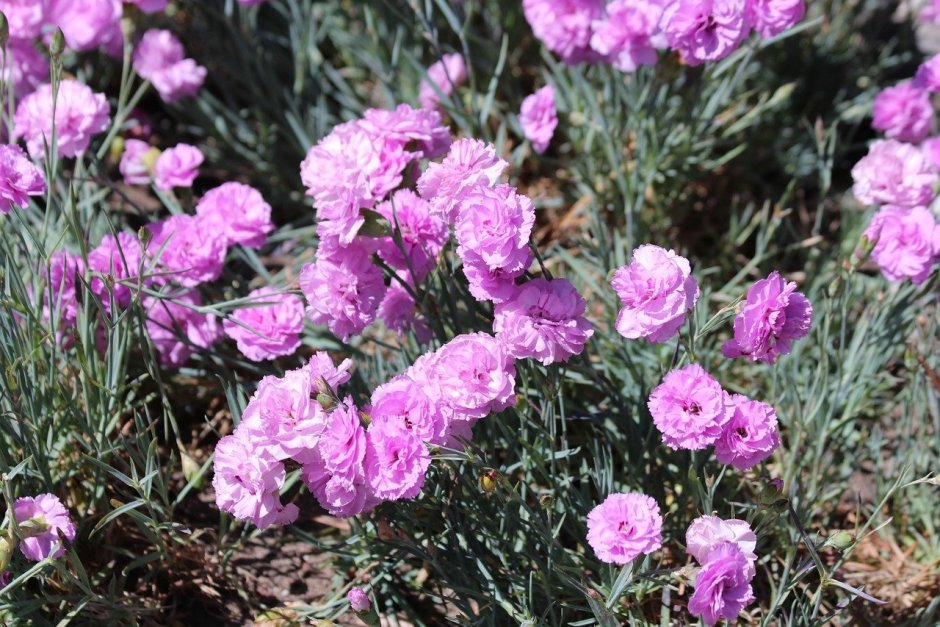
213,430,299,529
126,0,168,12
923,0,940,25
715,395,780,469
851,140,937,208
303,350,354,393
301,446,372,518
299,244,386,341
153,143,203,191
361,104,452,160
746,0,805,39
611,245,699,343
462,249,530,303
143,291,222,367
195,182,274,249
377,284,431,341
14,80,111,159
721,271,813,363
589,0,664,72
417,138,508,221
0,143,46,214
871,82,933,143
223,287,305,361
364,414,431,501
686,515,758,577
863,205,940,284
915,54,940,93
375,189,448,283
42,251,84,330
147,215,227,287
87,231,142,313
586,493,663,565
239,367,323,461
119,139,157,185
317,400,367,476
522,0,606,64
494,278,594,365
13,494,76,561
519,85,558,154
921,137,940,171
45,0,122,53
133,29,207,103
347,587,371,612
370,374,450,446
660,0,752,66
455,184,535,272
688,542,756,625
418,53,467,110
1,38,48,99
648,364,733,450
0,0,45,39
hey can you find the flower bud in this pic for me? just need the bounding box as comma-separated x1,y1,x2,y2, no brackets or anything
316,393,336,413
0,12,9,48
479,469,499,494
181,451,204,489
138,226,152,249
0,534,15,573
824,531,854,551
50,28,66,58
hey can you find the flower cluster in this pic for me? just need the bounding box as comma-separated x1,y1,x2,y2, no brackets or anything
686,516,758,625
523,0,805,68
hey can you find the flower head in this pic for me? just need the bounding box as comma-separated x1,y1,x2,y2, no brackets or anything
586,492,663,565
715,395,780,469
688,542,756,625
195,182,274,249
519,85,558,154
418,53,467,110
143,292,222,367
872,82,933,143
87,231,142,313
0,144,45,214
915,53,940,93
153,143,203,191
863,205,940,284
1,38,48,99
46,0,122,53
747,0,805,39
132,29,206,103
147,215,227,287
416,138,508,221
455,184,535,272
347,587,371,612
375,189,448,283
14,80,111,159
522,0,606,64
302,446,373,518
119,139,158,185
361,104,452,160
13,494,76,561
0,0,46,39
223,287,305,361
364,414,431,501
648,364,733,450
686,515,757,576
377,284,431,341
370,374,450,446
851,140,937,208
660,0,752,66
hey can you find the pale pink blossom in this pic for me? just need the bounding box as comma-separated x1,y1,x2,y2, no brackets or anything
153,143,203,191
519,85,558,154
14,80,111,159
418,53,467,110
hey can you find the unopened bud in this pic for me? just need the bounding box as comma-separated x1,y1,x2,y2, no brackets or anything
141,147,161,173
181,451,203,488
539,494,554,508
137,226,152,249
109,136,125,163
16,517,51,539
479,469,499,494
0,12,10,47
825,531,854,551
50,28,66,57
0,534,15,572
316,393,336,412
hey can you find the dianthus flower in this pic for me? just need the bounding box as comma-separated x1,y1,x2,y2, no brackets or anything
213,429,299,529
119,139,158,185
370,374,450,446
686,515,758,576
147,215,226,287
871,82,933,143
648,364,733,450
586,493,663,565
589,0,664,72
519,85,558,154
462,249,530,303
347,587,371,612
360,104,452,160
0,144,46,214
688,542,756,626
42,251,84,330
364,414,431,501
301,445,372,518
153,143,203,191
223,287,305,362
746,0,805,38
455,184,535,272
2,39,47,99
863,205,940,284
195,182,274,249
494,278,594,365
714,395,780,469
299,243,386,341
611,244,699,343
0,0,45,39
660,0,752,66
13,494,76,561
132,29,207,103
377,284,431,341
418,53,468,110
316,399,367,476
851,139,937,208
922,137,940,171
375,189,448,283
143,291,222,367
87,231,142,313
923,0,940,25
45,0,122,53
14,80,111,159
303,350,354,392
721,271,813,363
522,0,605,64
416,138,509,221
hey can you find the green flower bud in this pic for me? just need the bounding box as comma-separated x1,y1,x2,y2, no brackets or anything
825,531,854,551
50,28,66,58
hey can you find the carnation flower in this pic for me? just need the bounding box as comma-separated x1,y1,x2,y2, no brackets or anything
13,494,76,561
494,278,594,365
299,244,386,341
923,0,940,24
119,139,158,185
377,284,431,341
586,493,663,565
863,205,940,284
522,0,605,64
589,0,663,72
721,271,813,363
375,189,448,283
455,184,535,272
747,0,805,39
871,82,933,143
915,54,940,93
87,231,142,313
126,0,168,12
851,139,937,208
223,287,305,361
688,543,756,625
213,430,299,529
519,85,558,154
360,104,452,160
418,53,467,110
14,80,111,159
922,137,940,171
648,364,733,450
301,446,372,518
364,414,431,501
347,587,371,612
686,515,758,577
462,249,530,303
143,291,222,367
660,0,752,66
147,215,227,287
0,143,46,214
133,29,207,103
42,251,85,330
195,182,274,249
416,138,509,221
611,244,699,343
303,350,354,392
0,0,46,39
1,38,47,99
370,374,450,445
45,0,122,53
715,395,780,469
153,143,203,191
317,400,367,476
